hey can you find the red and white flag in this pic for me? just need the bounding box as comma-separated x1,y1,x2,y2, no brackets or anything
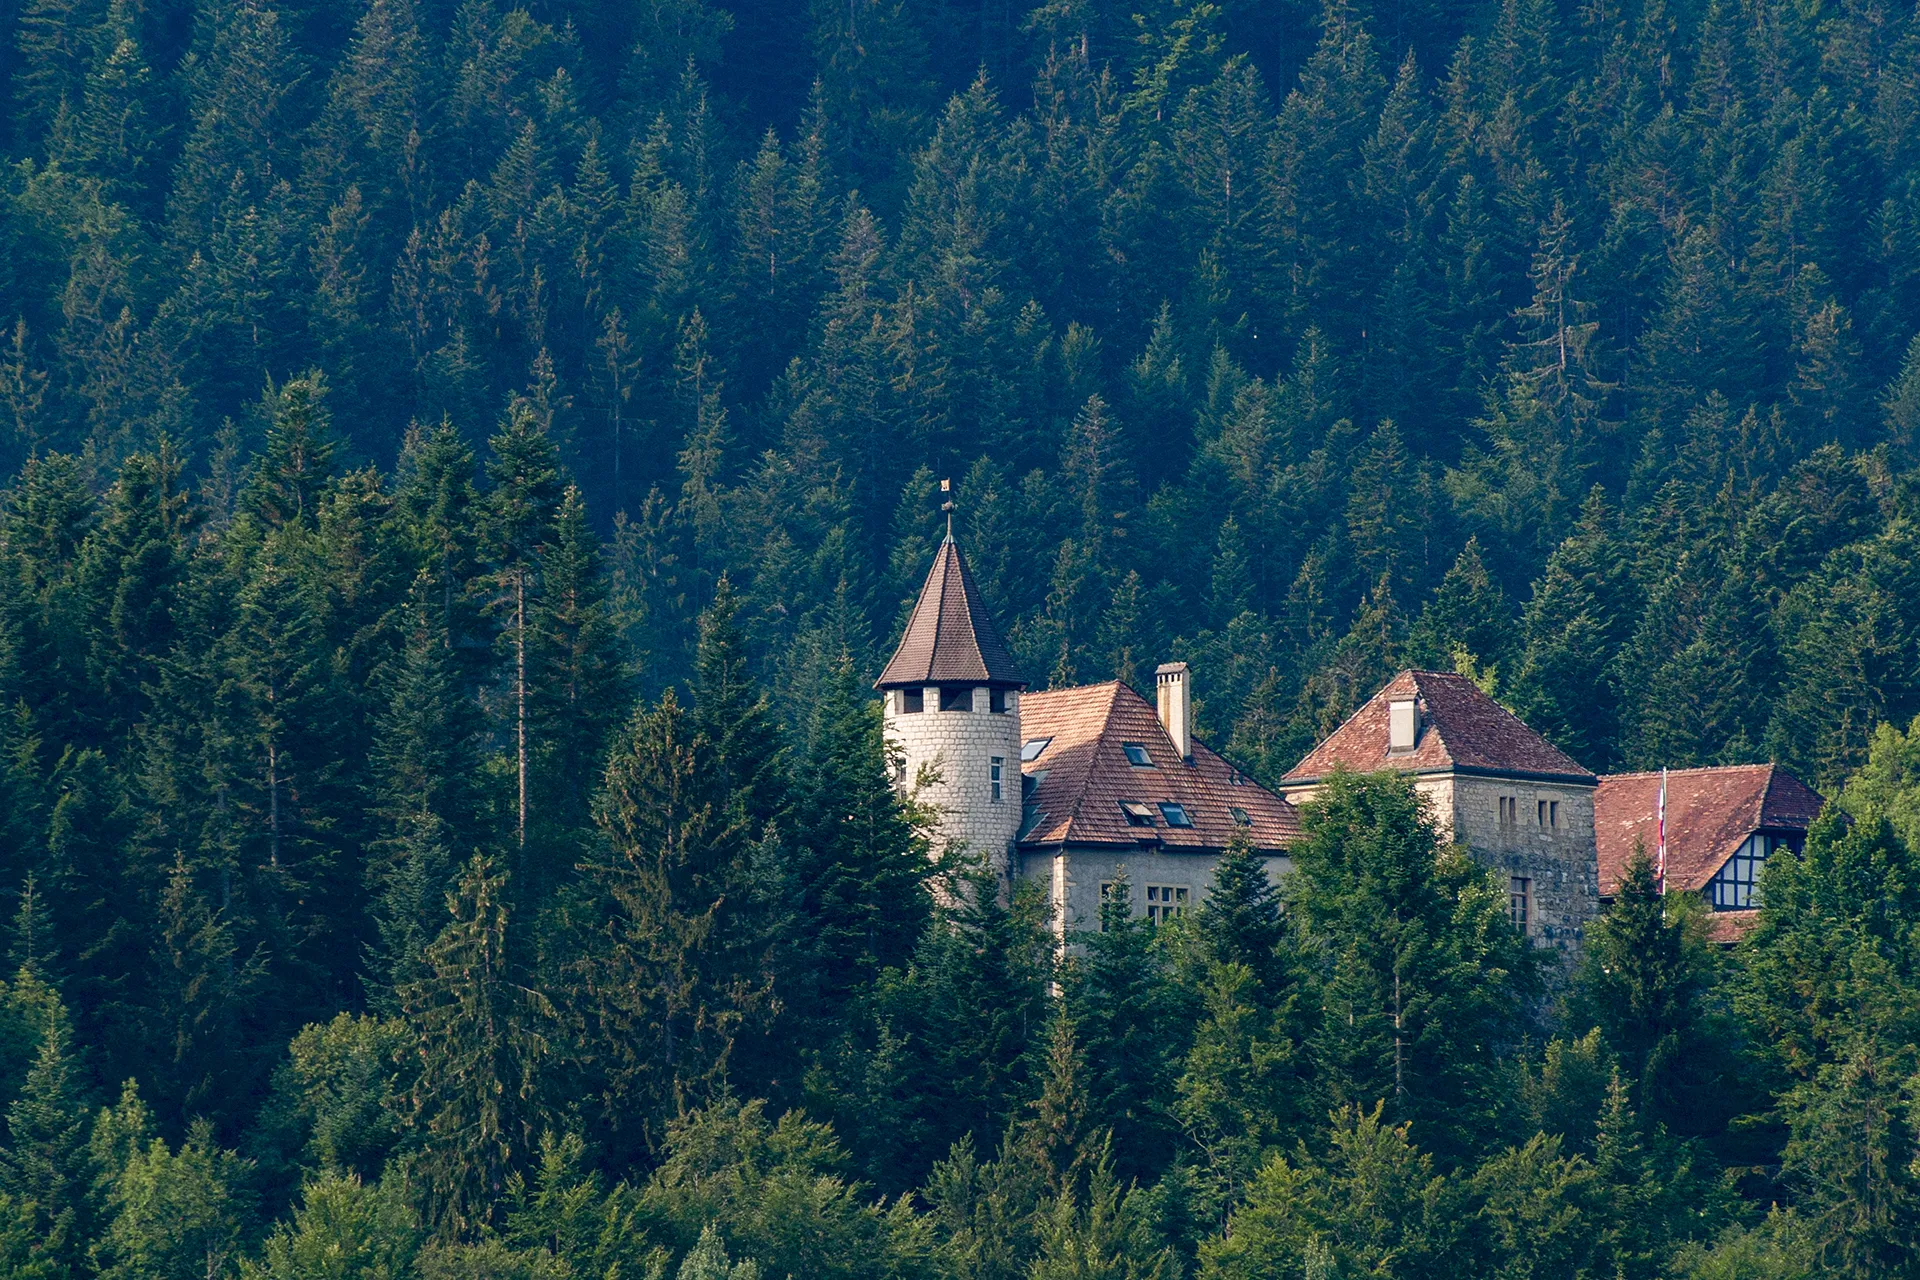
1656,767,1668,895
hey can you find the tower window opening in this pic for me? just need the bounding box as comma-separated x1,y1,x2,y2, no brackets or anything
901,688,923,714
990,757,1004,803
940,686,974,712
1510,877,1530,930
990,687,1008,713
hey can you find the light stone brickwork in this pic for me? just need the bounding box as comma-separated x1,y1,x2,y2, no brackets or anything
1019,847,1292,938
1284,772,1600,958
884,686,1024,876
1436,774,1599,956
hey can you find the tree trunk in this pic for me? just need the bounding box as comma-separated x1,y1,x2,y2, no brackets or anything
516,568,527,858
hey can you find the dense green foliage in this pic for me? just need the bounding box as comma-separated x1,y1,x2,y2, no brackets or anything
1,0,1920,1272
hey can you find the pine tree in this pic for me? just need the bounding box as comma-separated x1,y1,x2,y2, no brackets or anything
1566,848,1739,1139
1290,770,1537,1167
481,401,564,872
1064,871,1176,1188
244,375,341,529
574,690,769,1157
365,575,480,1000
527,483,627,885
0,983,90,1271
399,854,550,1239
1406,537,1513,674
785,657,929,1018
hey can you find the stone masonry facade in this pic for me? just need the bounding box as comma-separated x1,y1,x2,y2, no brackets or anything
1025,845,1294,938
884,686,1024,877
1422,773,1600,957
1280,771,1599,959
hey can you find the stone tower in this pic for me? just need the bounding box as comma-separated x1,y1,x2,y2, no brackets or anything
876,535,1027,876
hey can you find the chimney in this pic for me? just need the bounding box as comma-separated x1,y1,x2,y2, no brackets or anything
1388,697,1421,753
1156,662,1193,761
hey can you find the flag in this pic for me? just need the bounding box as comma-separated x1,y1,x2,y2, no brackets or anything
1656,767,1667,895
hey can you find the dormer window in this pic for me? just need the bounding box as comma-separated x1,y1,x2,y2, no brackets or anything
1123,742,1153,767
1159,802,1193,828
1021,737,1052,762
1120,800,1157,827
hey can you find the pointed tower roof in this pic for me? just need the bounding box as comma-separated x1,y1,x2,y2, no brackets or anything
876,536,1026,689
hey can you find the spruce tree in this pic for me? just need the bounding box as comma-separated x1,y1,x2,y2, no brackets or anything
1566,848,1740,1140
398,854,550,1239
0,985,89,1271
1289,770,1537,1167
574,690,769,1159
365,575,480,1002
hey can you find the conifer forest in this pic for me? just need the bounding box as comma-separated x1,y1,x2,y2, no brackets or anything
6,0,1920,1274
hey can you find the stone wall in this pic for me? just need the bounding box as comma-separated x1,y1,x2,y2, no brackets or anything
1019,845,1293,938
1434,773,1600,957
1282,771,1600,958
883,686,1024,876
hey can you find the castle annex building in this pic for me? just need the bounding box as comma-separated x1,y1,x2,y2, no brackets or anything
1594,765,1822,941
1280,670,1602,953
879,538,1823,944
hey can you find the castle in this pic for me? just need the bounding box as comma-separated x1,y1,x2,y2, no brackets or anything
878,535,1818,947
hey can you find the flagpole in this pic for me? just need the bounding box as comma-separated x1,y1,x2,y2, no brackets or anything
1657,767,1668,897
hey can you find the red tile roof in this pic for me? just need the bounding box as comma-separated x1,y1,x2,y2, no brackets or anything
1283,671,1595,784
1707,910,1763,945
876,536,1026,689
1594,764,1823,896
1018,681,1299,854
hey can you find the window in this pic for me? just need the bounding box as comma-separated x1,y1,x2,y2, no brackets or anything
1098,881,1124,930
1119,800,1157,827
1230,806,1252,826
1123,742,1154,767
1510,877,1530,931
1499,796,1517,827
990,757,1004,804
940,686,974,712
1021,737,1052,763
1708,832,1801,910
1536,799,1559,828
990,687,1008,713
1145,884,1189,925
901,688,923,714
1159,802,1194,828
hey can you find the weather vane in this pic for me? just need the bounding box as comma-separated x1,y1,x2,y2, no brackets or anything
941,477,954,536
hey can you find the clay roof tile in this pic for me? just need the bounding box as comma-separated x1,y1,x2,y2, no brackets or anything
1283,670,1594,783
1018,681,1298,854
876,536,1025,689
1594,764,1823,895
